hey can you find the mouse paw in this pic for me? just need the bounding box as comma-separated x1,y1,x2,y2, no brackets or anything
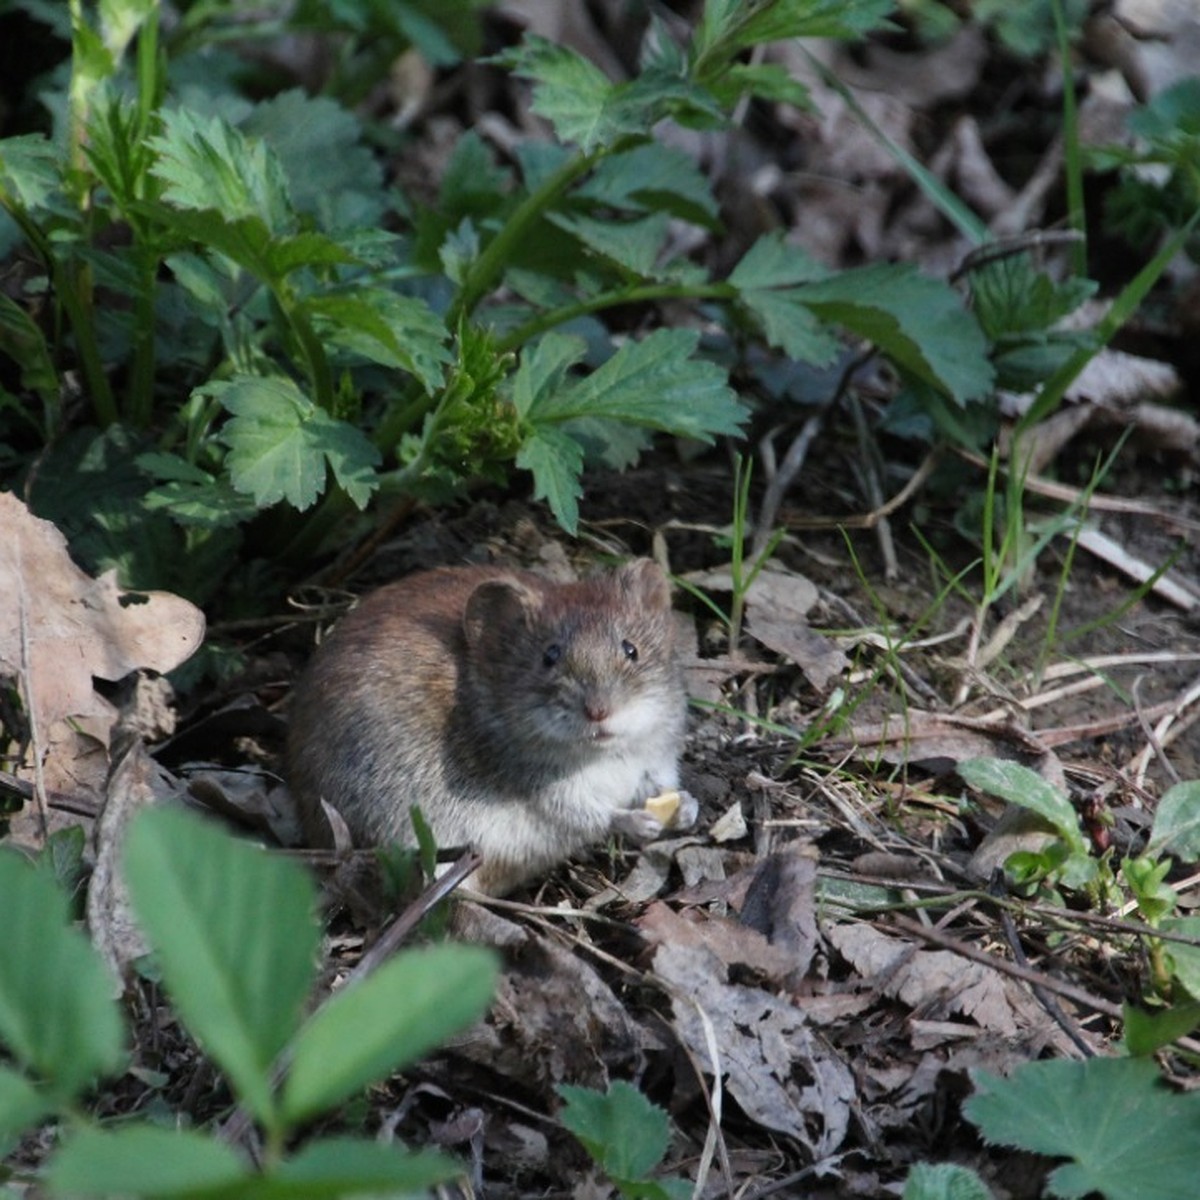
610,806,665,843
673,788,699,831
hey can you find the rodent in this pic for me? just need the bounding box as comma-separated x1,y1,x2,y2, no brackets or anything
286,558,695,895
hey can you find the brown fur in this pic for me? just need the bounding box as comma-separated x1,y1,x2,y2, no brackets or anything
287,559,687,894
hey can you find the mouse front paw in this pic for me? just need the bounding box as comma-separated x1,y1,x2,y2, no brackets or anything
673,788,699,831
610,806,665,843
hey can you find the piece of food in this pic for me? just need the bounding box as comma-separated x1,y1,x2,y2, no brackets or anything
644,789,682,828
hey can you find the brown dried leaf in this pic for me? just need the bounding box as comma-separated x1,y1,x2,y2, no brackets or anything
653,940,855,1157
0,493,205,734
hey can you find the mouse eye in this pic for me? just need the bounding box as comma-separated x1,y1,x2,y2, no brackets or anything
621,639,638,663
542,643,563,668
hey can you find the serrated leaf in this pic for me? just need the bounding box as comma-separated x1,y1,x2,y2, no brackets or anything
492,36,655,152
301,290,450,392
282,945,496,1124
1122,1000,1200,1056
150,108,292,229
0,292,58,405
549,210,670,277
1160,916,1200,1000
123,807,321,1130
211,375,380,511
730,231,829,289
581,143,719,225
0,852,125,1101
958,758,1085,854
799,264,994,403
528,328,748,441
515,426,585,534
0,1067,50,1141
558,1081,671,1181
0,133,61,213
243,89,386,230
511,333,583,418
48,1127,249,1198
903,1162,997,1200
1147,781,1200,861
966,1058,1200,1200
739,288,842,364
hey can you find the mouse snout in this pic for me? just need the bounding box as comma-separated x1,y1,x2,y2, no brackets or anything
584,699,612,723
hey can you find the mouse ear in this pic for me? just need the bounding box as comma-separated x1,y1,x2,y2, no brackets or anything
463,578,540,648
615,558,671,610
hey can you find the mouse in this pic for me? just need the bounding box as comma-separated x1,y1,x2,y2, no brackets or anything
286,558,696,895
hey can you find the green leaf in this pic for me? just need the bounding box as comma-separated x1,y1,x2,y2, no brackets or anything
581,143,720,226
300,291,450,392
282,945,497,1124
966,1057,1200,1200
261,1137,464,1197
526,329,748,440
558,1081,671,1181
48,1127,249,1199
0,292,58,406
549,210,671,276
798,264,994,403
0,134,62,212
0,1067,51,1142
139,452,262,530
1147,781,1200,861
1160,916,1200,1000
730,231,829,289
516,426,585,534
0,851,124,1100
958,758,1086,855
1122,1001,1200,1056
243,90,386,230
491,37,657,152
211,375,381,511
903,1162,997,1200
123,807,321,1130
150,108,292,230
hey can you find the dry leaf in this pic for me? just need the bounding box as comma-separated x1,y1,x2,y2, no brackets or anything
654,939,855,1157
0,493,205,736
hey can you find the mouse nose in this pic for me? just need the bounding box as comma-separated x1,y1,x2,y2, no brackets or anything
584,700,612,723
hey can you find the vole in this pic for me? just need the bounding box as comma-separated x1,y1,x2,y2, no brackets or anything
287,558,696,895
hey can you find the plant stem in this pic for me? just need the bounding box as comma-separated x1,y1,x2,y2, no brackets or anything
495,281,733,355
447,139,637,326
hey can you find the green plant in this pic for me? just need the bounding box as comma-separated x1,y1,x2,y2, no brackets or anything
0,805,497,1196
0,0,1001,607
960,759,1200,1014
558,1080,689,1200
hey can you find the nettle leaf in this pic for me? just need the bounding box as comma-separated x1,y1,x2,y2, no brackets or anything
150,108,293,229
730,238,840,365
528,329,748,441
492,36,655,152
138,452,261,529
548,210,670,277
516,427,585,533
558,1081,671,1182
581,143,720,226
798,264,994,404
696,0,894,57
301,290,450,392
211,375,381,511
966,1058,1200,1200
243,89,386,229
511,331,745,533
0,133,61,212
